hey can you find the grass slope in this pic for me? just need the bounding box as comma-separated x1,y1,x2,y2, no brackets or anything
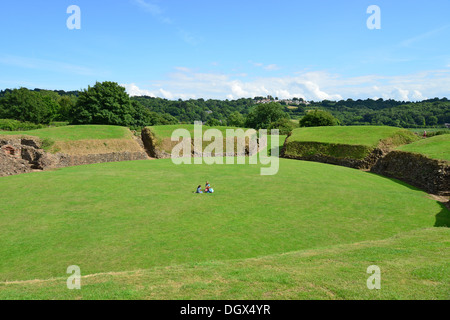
289,126,417,147
1,228,448,300
150,124,253,138
0,159,448,300
285,126,418,160
0,125,140,154
0,125,133,141
149,124,257,154
397,135,450,162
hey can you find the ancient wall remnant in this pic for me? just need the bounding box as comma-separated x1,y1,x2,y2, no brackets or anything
371,151,449,196
0,136,149,177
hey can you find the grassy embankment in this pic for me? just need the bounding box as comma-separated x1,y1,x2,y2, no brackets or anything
0,125,141,154
397,134,450,162
284,126,419,160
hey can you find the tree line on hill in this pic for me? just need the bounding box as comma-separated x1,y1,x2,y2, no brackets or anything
0,82,449,132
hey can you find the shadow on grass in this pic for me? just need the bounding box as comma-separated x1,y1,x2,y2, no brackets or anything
365,171,424,192
435,202,450,228
366,172,449,228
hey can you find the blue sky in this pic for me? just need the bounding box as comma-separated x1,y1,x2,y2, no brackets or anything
1,0,449,101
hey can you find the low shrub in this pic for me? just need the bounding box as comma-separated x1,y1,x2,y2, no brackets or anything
0,119,45,131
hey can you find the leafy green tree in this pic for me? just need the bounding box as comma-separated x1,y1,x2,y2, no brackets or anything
227,111,245,127
299,110,339,127
268,118,295,135
0,88,59,124
206,118,222,126
56,95,77,121
245,102,288,130
70,81,136,126
427,116,438,126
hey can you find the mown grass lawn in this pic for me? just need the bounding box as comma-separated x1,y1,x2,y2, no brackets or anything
289,126,417,147
0,125,133,141
1,228,447,300
397,134,450,162
150,124,253,138
0,158,448,299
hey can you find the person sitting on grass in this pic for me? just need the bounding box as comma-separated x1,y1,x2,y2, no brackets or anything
205,181,214,193
196,185,203,193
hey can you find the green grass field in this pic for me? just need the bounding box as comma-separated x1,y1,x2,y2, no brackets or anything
0,158,448,299
149,124,258,154
0,125,139,154
397,135,450,162
284,126,418,160
0,125,133,141
289,126,417,147
150,124,253,138
408,128,450,135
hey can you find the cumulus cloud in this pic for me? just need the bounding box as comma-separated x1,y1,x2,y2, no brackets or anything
120,83,155,97
122,69,450,101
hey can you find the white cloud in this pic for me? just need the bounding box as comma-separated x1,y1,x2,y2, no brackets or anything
411,90,425,101
395,88,410,101
158,88,174,99
264,64,280,71
122,68,450,101
174,67,192,73
121,83,155,97
250,61,280,71
178,29,202,45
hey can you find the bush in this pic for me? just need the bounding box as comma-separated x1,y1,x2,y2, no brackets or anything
268,118,294,135
300,110,339,127
206,118,222,127
0,119,45,131
227,111,245,127
426,130,450,138
245,102,289,130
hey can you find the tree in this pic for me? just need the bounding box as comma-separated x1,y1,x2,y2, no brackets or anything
227,111,245,127
245,102,288,130
0,88,59,124
70,81,136,126
56,95,77,121
206,118,222,126
299,110,339,127
427,116,438,126
268,118,295,135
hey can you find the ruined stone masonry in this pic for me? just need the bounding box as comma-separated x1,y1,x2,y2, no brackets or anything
0,136,148,177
